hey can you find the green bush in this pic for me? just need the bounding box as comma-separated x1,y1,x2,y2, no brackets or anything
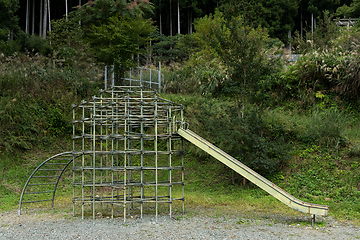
303,108,349,147
0,40,20,56
0,53,102,152
184,96,292,177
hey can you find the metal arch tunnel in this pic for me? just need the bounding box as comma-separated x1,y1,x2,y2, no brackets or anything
177,127,329,217
18,152,80,215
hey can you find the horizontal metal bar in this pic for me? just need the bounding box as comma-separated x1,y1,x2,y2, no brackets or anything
44,163,71,165
38,169,63,171
27,183,56,186
32,175,59,178
24,191,54,195
21,199,53,203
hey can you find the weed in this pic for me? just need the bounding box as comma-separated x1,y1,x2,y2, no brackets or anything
236,218,249,225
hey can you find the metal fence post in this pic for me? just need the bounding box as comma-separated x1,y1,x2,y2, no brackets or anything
158,62,161,93
104,66,108,90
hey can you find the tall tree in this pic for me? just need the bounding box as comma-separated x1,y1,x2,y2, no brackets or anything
177,0,180,34
220,0,300,42
170,0,172,35
76,0,155,71
42,0,47,38
0,0,19,41
336,0,360,17
194,11,277,118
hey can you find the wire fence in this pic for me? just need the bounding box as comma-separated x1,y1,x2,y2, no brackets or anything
105,63,162,93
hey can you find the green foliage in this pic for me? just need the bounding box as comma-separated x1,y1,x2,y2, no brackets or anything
193,11,282,117
84,13,154,69
0,40,20,56
0,53,102,152
284,145,360,204
0,0,19,41
162,64,195,93
293,11,339,52
49,15,83,51
336,0,360,17
47,108,72,137
281,46,360,108
74,0,155,71
152,33,193,63
183,96,292,177
15,31,52,56
0,31,52,57
219,0,300,43
303,108,349,147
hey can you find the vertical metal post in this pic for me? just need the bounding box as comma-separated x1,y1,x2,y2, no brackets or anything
92,98,96,221
81,104,85,220
155,97,158,223
181,107,184,215
123,94,128,223
140,68,143,87
110,89,114,220
105,66,108,90
100,95,103,213
111,65,115,88
150,69,152,89
168,105,172,218
115,90,120,214
140,88,144,219
72,105,76,217
158,62,161,93
312,214,315,227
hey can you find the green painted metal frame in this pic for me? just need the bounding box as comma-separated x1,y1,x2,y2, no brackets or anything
18,151,81,215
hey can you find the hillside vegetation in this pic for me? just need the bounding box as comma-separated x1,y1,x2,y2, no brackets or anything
2,0,360,223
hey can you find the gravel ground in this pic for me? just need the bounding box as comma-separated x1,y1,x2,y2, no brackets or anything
1,209,360,239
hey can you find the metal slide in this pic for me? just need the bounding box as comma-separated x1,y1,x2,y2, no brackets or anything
177,128,329,216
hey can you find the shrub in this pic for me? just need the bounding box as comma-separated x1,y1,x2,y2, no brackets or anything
303,108,349,147
185,97,292,177
0,53,102,152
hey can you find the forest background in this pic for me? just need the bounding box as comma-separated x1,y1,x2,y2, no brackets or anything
2,0,360,224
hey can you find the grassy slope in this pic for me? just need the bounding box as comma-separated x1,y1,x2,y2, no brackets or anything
1,95,360,225
1,60,360,223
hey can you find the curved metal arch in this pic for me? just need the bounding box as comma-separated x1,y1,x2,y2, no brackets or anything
18,151,81,215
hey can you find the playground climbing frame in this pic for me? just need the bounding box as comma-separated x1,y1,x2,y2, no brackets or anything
71,86,185,222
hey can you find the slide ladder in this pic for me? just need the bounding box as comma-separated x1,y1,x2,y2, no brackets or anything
177,128,329,216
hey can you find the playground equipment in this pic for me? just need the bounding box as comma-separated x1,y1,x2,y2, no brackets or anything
177,128,329,223
19,67,185,222
19,67,329,223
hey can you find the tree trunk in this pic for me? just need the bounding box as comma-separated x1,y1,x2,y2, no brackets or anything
40,0,43,37
65,0,68,19
300,3,303,39
170,0,172,36
177,0,180,34
311,12,314,37
26,0,29,33
48,0,51,32
159,0,162,34
32,0,35,35
42,0,47,39
189,8,192,34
